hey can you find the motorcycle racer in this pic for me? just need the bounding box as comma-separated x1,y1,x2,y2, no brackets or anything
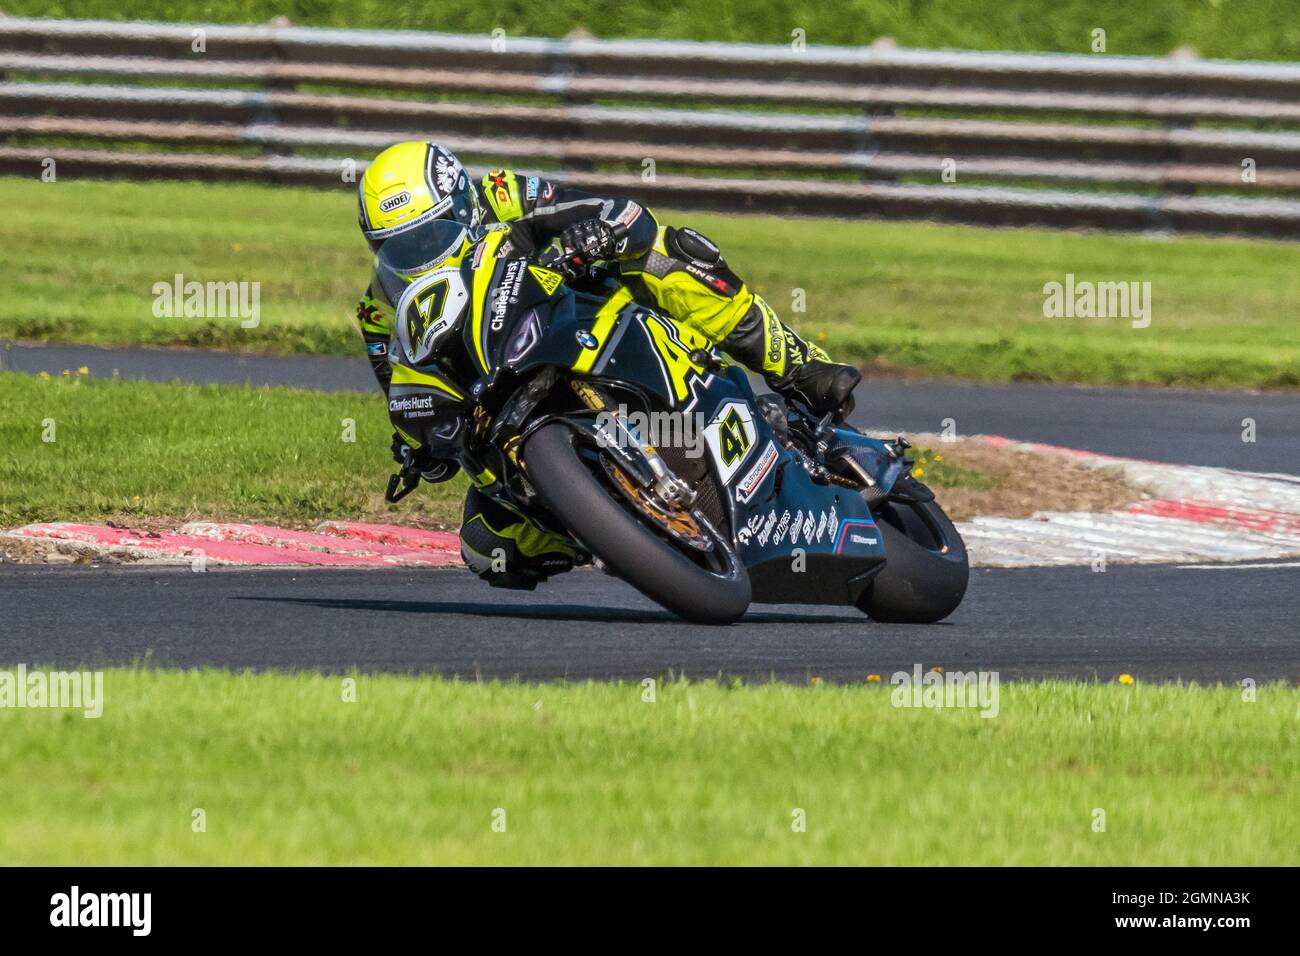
354,141,862,589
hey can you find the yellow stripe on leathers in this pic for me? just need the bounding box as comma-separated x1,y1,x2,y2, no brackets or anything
573,287,635,374
470,230,508,374
622,226,755,343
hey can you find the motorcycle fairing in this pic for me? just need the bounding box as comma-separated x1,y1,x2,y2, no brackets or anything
484,274,895,604
501,284,722,412
691,373,887,604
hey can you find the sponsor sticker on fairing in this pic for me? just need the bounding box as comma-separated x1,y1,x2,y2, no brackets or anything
388,394,437,417
490,261,525,331
734,441,778,502
737,512,766,546
772,509,792,545
833,517,879,554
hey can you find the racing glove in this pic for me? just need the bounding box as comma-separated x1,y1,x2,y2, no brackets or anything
558,218,617,268
390,432,461,483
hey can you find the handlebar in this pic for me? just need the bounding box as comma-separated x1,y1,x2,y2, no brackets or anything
538,248,581,279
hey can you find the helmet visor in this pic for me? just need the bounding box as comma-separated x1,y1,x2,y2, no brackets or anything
375,220,471,305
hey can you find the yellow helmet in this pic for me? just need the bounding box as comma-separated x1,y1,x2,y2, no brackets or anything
358,142,482,251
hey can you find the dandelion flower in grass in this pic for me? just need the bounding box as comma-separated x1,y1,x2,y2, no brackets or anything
1118,673,1134,685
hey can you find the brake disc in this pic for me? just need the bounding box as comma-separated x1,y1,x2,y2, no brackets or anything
600,456,713,552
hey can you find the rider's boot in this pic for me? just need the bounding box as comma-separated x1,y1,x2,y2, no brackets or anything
720,296,861,421
459,488,579,590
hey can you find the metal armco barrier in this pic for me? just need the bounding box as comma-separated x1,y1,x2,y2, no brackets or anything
2,18,1298,237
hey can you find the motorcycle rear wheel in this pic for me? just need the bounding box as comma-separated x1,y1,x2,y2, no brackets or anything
524,423,751,624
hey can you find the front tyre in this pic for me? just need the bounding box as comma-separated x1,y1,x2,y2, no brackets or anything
523,423,751,624
860,495,969,624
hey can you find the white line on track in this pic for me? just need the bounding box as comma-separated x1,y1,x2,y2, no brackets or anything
1175,561,1300,567
1177,561,1300,570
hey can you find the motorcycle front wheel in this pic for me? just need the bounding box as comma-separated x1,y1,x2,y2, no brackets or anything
523,422,751,624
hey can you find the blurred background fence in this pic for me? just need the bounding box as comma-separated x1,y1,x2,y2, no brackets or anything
2,17,1299,237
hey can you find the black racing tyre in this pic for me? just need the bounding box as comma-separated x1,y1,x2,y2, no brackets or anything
860,497,969,624
523,423,751,624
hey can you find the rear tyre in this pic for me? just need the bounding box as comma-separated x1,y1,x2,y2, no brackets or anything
524,423,751,624
860,497,968,624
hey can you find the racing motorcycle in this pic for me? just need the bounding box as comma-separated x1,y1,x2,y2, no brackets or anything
379,220,968,625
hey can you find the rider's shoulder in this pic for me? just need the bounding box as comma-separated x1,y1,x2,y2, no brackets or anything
480,169,554,220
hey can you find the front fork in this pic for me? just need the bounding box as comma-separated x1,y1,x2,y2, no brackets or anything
568,380,696,511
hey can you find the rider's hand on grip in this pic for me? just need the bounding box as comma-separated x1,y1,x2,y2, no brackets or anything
558,219,616,267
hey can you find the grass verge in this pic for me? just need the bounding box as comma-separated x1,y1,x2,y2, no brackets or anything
0,372,464,528
0,670,1294,865
0,374,1136,529
3,178,1298,389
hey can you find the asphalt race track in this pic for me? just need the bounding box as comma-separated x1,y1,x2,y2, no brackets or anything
4,342,1298,682
7,341,1299,471
2,562,1297,682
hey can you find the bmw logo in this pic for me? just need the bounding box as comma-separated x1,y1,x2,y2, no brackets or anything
576,330,599,349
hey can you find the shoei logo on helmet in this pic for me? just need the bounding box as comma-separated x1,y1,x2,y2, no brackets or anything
379,191,411,214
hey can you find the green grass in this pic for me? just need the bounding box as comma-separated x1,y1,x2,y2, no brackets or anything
2,177,364,357
909,448,990,489
4,177,1298,389
10,0,1300,60
0,372,465,527
0,670,1294,865
0,375,988,526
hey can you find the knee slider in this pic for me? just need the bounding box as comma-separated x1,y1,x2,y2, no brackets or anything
667,227,723,267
